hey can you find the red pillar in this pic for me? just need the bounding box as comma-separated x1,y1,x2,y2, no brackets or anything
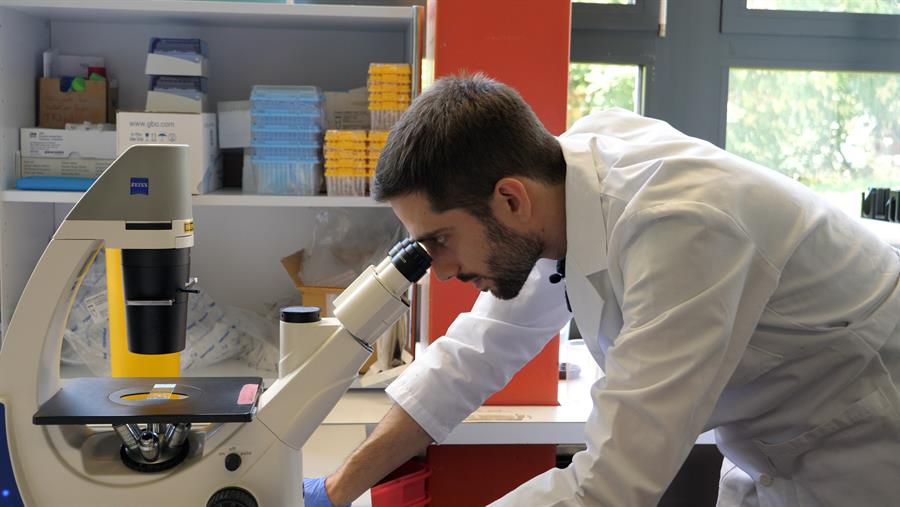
421,2,572,505
425,0,572,406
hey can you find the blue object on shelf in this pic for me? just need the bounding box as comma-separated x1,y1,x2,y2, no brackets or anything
250,85,324,113
250,85,321,101
251,111,324,129
248,146,320,160
15,177,94,192
0,403,24,507
250,126,322,145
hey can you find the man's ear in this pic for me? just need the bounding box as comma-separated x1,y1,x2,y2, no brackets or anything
492,177,532,224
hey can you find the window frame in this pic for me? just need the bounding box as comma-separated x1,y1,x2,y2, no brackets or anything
572,0,660,32
721,0,900,40
569,0,900,237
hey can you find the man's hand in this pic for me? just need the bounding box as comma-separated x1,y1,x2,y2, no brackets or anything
325,404,434,505
303,477,347,507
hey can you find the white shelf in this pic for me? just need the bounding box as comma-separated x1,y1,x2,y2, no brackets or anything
0,1,417,30
193,189,390,207
1,188,391,208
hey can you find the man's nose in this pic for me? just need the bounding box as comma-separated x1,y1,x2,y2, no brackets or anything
430,256,459,282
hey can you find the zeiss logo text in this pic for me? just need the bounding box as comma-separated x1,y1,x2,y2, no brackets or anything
130,177,149,196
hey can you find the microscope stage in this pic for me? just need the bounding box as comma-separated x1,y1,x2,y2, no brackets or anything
33,377,263,425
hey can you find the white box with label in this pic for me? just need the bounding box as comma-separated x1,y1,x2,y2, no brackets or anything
18,152,112,178
20,128,116,159
116,111,221,194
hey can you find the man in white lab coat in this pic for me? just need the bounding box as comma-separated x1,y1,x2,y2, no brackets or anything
304,74,900,506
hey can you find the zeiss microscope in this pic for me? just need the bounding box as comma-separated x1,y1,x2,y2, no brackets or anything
0,145,430,506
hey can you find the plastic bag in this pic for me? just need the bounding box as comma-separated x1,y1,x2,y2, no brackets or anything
64,250,280,376
295,209,405,288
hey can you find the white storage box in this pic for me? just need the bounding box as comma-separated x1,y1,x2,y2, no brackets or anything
146,76,208,113
144,37,209,77
218,100,251,148
116,111,221,194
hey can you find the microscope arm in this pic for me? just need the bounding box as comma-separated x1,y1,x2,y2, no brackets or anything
255,257,418,451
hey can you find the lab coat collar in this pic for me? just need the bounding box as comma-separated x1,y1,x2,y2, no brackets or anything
558,134,609,277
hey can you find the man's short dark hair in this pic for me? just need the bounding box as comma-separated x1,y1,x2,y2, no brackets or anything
372,74,566,216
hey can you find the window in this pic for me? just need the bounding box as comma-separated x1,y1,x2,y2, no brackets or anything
747,0,900,15
726,68,899,216
568,63,642,128
573,0,899,226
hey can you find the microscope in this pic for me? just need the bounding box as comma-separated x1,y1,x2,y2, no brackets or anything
0,145,430,506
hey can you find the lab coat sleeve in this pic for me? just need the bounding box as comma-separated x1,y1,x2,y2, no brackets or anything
491,202,781,506
385,258,572,442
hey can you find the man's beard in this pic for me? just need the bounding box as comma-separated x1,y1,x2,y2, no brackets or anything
480,213,545,300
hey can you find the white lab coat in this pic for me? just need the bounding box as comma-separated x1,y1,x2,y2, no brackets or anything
385,109,900,506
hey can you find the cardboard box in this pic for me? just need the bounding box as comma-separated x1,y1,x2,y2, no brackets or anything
39,78,107,129
116,111,221,194
18,153,112,179
20,128,116,159
217,100,251,148
43,51,105,79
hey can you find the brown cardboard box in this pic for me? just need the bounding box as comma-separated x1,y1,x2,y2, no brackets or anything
39,78,107,129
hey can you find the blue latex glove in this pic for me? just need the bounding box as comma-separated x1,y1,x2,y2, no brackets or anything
303,477,349,507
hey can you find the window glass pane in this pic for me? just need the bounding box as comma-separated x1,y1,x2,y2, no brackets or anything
568,63,641,128
727,68,900,217
574,0,636,4
747,0,900,15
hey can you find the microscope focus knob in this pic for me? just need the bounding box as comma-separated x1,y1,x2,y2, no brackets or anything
207,487,257,507
224,452,242,471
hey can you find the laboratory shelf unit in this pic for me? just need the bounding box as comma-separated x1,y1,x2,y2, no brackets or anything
0,0,422,332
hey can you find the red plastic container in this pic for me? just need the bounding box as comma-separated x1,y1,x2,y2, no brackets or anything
371,459,431,507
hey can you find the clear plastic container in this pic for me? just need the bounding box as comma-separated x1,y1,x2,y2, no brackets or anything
250,126,322,146
248,145,320,160
252,158,322,195
371,110,404,130
325,169,368,196
251,111,324,129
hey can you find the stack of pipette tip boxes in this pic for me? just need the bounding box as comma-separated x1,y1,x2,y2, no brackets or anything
248,86,324,195
323,130,390,196
145,38,209,113
367,130,389,193
324,130,367,196
368,63,411,130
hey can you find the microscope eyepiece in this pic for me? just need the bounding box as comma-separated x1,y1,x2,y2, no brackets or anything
390,241,431,283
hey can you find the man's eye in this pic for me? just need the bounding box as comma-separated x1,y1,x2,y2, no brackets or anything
422,237,446,253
